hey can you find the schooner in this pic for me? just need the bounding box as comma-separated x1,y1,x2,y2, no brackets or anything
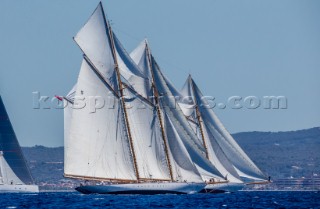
63,3,222,194
64,2,268,194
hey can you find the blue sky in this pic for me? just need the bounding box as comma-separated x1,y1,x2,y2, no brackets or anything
0,0,319,146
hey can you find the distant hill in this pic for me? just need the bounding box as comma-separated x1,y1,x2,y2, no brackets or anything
22,127,320,184
233,127,320,179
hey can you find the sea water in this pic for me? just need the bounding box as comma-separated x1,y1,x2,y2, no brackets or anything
0,191,318,208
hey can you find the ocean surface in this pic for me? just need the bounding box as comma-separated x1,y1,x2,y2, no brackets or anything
0,191,318,208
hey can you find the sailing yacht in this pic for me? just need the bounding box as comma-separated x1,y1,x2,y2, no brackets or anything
0,96,39,193
63,3,220,194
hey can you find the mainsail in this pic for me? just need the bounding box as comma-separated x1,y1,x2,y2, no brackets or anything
181,76,267,182
65,59,137,181
0,96,34,185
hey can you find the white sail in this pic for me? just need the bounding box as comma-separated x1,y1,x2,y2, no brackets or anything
129,41,224,181
114,36,152,100
162,112,203,182
128,41,206,182
129,40,182,99
123,87,170,180
0,152,23,185
63,84,77,180
201,122,242,183
179,77,242,183
188,78,266,181
151,58,223,181
130,40,152,81
65,59,137,180
74,3,118,90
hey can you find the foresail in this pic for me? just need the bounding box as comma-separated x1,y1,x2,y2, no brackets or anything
201,122,242,183
191,80,267,181
65,59,137,180
233,166,266,182
162,111,203,182
0,96,34,185
179,77,242,183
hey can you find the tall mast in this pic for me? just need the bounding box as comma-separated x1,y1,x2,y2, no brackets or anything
103,8,140,181
189,76,209,159
145,42,174,181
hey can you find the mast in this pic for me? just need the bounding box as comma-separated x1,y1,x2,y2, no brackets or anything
145,42,174,181
103,9,140,181
189,76,209,159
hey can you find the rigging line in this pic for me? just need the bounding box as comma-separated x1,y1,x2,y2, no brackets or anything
72,39,120,98
111,26,189,75
83,55,120,98
153,59,207,154
153,55,189,74
63,96,73,105
112,26,142,43
122,83,155,108
186,116,198,126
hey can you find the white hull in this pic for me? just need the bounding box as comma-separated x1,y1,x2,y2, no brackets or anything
0,184,39,193
201,182,244,193
76,182,205,194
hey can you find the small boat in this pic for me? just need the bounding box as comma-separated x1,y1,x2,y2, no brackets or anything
0,96,39,193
